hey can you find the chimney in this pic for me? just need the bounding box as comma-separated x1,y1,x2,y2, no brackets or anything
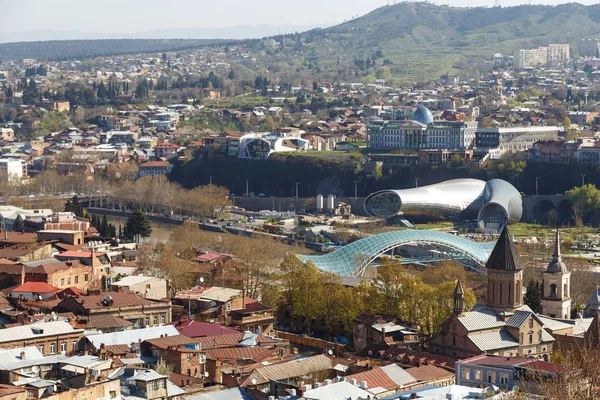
303,384,312,393
350,379,357,386
360,381,368,389
289,389,296,396
20,351,25,360
324,379,332,386
312,382,320,389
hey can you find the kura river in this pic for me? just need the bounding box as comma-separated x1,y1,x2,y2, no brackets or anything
90,213,178,243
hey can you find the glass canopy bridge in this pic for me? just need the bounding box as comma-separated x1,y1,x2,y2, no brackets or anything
298,230,497,277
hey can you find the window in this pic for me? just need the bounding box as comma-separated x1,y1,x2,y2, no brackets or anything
61,278,65,286
161,314,166,325
61,342,66,353
452,335,456,346
146,284,151,289
550,284,557,297
39,345,44,354
462,368,471,380
475,370,483,381
74,276,78,284
186,353,192,361
84,274,89,282
67,277,71,285
50,344,55,354
145,316,150,326
153,315,158,325
500,373,509,385
187,369,191,376
487,371,496,383
529,319,534,329
564,282,568,297
73,341,78,351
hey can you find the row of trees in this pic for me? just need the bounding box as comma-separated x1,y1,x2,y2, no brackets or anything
278,256,477,338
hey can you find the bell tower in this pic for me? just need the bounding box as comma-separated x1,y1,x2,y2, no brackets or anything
542,229,571,319
486,226,524,313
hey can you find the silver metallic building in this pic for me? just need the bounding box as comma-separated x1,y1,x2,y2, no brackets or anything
364,178,522,231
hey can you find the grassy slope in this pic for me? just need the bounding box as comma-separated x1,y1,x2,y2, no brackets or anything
297,2,600,82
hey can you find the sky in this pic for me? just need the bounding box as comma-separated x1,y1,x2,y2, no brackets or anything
1,0,599,35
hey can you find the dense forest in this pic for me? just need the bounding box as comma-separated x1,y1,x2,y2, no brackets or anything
0,39,242,61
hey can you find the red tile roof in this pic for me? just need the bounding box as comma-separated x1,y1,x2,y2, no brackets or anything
12,281,61,294
193,252,230,263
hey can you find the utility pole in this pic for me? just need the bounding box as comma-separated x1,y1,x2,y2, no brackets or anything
295,182,300,199
582,174,587,186
354,180,359,199
415,177,420,188
209,176,213,185
246,180,249,197
535,176,539,196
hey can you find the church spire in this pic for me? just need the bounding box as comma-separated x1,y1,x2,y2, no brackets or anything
485,225,522,271
454,280,465,315
546,228,568,273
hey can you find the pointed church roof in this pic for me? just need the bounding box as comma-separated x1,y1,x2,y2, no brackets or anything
454,280,464,296
485,225,522,271
546,229,568,273
586,287,600,312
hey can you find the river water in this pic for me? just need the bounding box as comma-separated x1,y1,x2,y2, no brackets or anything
91,213,177,243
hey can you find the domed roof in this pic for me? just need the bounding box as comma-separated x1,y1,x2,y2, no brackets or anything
412,105,434,125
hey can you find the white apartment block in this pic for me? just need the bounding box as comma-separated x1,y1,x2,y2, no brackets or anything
516,44,570,69
0,159,26,182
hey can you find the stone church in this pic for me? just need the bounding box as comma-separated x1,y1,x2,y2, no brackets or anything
428,226,555,359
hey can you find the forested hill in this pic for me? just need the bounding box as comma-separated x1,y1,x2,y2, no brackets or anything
279,2,600,80
0,38,240,61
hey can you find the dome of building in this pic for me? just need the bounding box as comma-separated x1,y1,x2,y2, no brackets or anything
412,105,434,125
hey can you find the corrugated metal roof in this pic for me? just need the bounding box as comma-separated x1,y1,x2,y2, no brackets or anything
186,387,254,400
0,346,43,362
505,310,532,328
458,306,505,332
468,330,519,352
206,347,276,362
345,367,398,391
111,275,155,287
86,325,178,348
242,354,333,386
381,364,418,386
405,364,454,382
0,354,67,371
303,381,372,400
0,321,82,344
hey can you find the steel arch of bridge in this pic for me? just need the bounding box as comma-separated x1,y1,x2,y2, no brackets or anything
298,230,497,277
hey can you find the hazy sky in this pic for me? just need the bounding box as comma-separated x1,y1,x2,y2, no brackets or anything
1,0,598,34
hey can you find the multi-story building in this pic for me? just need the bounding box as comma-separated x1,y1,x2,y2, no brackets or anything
516,44,569,69
110,275,169,301
24,259,93,291
138,161,173,177
476,126,560,156
368,108,477,151
55,291,172,328
0,159,26,182
0,321,84,356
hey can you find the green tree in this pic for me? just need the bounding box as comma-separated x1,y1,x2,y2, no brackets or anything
566,184,600,224
524,279,542,313
375,66,392,81
373,163,383,180
125,210,152,243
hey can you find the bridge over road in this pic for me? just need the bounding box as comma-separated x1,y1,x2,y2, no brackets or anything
521,195,571,223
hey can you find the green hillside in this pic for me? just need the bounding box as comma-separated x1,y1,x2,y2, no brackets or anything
290,2,600,82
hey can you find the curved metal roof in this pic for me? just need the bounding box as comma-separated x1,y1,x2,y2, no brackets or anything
298,230,496,277
477,179,523,225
